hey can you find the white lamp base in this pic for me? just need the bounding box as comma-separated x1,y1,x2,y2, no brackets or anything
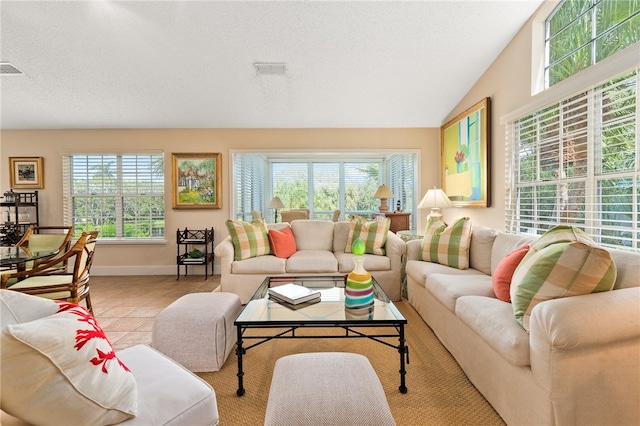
427,208,443,221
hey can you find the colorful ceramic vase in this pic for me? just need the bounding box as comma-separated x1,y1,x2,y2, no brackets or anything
345,238,374,312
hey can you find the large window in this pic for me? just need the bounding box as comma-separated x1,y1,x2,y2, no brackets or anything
505,68,638,251
545,0,640,87
233,152,417,226
62,153,165,239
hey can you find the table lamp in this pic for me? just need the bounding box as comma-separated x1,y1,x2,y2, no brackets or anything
269,196,285,222
374,184,394,213
417,187,453,220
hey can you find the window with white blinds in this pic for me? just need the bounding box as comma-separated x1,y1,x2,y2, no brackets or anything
234,152,416,225
505,67,639,251
62,153,165,239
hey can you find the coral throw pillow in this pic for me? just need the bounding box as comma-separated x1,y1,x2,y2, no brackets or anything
1,302,137,425
511,225,617,331
345,217,390,255
225,219,272,261
268,227,297,259
492,245,530,302
419,217,472,270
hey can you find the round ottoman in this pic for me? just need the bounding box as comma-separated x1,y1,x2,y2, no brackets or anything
152,292,242,372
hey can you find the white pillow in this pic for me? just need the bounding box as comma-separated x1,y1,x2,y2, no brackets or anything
0,288,60,326
1,302,138,425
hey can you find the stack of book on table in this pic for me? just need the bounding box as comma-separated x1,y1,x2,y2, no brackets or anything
268,283,321,310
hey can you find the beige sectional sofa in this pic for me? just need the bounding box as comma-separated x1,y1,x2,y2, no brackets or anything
405,226,640,426
215,219,405,304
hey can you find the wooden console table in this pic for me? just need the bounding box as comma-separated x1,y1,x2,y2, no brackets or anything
385,212,410,233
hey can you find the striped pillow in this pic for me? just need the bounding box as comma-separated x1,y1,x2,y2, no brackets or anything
419,217,472,269
511,225,617,331
225,219,272,261
345,217,390,255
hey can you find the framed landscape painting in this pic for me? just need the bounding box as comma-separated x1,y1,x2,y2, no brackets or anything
9,157,44,189
440,97,491,207
171,153,222,209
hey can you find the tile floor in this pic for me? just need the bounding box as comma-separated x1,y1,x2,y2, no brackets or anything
90,275,219,351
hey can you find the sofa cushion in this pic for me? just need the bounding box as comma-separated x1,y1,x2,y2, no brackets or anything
286,250,338,273
456,295,531,367
291,220,335,251
333,221,351,252
226,219,271,260
426,272,494,312
469,226,501,275
492,245,530,302
345,217,390,255
335,252,391,273
419,217,472,269
268,227,297,259
511,225,617,331
406,259,484,291
1,302,137,426
491,233,538,274
231,255,286,274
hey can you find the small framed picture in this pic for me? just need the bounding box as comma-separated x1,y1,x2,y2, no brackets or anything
8,157,44,189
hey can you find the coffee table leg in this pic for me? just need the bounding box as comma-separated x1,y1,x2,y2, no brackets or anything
398,324,408,393
236,325,246,396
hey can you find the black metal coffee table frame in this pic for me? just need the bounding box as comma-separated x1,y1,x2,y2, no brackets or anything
234,275,409,396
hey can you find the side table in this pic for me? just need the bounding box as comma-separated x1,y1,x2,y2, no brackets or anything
396,230,424,299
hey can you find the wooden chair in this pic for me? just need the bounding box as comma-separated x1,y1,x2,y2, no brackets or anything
332,210,341,222
281,209,309,223
1,230,99,313
15,225,74,273
251,210,262,220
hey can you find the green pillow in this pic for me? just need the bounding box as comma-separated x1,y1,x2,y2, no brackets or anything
511,225,617,331
419,217,472,270
225,219,271,261
344,217,390,255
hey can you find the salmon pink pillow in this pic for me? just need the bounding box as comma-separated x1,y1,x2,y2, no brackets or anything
268,227,297,259
492,245,530,302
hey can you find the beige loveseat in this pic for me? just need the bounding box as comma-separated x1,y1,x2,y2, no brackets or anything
405,226,640,425
215,219,405,304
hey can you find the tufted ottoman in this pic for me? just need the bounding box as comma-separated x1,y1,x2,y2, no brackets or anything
152,292,242,372
264,352,396,426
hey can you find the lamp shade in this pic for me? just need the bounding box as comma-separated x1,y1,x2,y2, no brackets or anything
269,196,285,209
374,184,394,199
417,188,453,209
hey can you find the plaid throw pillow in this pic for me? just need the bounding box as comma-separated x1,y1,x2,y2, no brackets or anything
511,225,617,331
225,219,272,261
419,217,472,269
345,217,390,256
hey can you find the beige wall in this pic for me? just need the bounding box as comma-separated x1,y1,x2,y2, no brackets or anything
0,128,437,274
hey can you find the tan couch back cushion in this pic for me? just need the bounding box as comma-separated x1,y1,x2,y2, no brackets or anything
291,220,334,251
333,221,351,252
469,226,501,275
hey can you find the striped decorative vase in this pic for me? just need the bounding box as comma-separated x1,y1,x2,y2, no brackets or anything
345,239,374,313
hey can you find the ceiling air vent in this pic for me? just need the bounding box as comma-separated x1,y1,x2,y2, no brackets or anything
0,62,23,75
254,62,286,76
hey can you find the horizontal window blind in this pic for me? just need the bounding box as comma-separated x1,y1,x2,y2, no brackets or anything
506,67,638,251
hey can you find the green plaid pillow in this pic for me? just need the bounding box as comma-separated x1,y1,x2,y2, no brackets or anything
511,225,617,331
419,217,472,269
345,217,390,255
225,219,272,261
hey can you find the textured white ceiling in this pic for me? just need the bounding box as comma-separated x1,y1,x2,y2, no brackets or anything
0,0,544,130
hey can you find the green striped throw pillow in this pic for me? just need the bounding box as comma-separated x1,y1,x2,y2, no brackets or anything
225,219,272,261
419,217,472,269
511,225,617,331
345,217,390,255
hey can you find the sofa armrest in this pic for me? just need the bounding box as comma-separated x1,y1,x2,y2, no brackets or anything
529,287,640,419
406,239,422,261
214,236,235,275
385,231,406,266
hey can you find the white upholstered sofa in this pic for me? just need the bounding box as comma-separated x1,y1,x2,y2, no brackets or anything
405,226,640,425
215,219,406,304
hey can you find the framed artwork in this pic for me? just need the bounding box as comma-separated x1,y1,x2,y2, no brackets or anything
440,97,491,207
171,153,222,209
9,157,44,189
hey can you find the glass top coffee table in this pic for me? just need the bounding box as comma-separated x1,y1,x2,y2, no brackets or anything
234,275,409,396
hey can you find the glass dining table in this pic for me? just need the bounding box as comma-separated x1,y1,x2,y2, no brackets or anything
0,246,59,272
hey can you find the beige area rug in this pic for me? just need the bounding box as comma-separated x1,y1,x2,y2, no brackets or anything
198,301,505,425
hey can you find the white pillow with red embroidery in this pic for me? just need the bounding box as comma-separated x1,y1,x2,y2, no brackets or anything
0,301,137,425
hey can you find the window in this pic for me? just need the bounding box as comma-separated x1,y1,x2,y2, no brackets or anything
233,152,417,226
545,0,640,87
62,153,165,239
505,67,638,251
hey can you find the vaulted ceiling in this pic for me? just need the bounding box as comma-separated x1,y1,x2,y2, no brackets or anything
0,1,544,130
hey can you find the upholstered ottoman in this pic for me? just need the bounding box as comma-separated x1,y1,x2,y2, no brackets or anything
152,292,242,372
264,352,396,426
